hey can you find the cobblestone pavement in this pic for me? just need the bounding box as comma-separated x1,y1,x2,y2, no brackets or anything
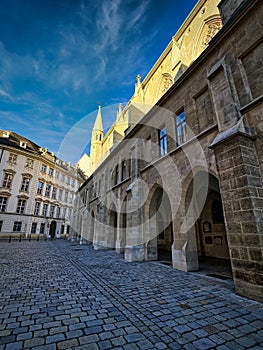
0,240,262,350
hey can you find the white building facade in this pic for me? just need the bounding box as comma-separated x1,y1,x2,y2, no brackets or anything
0,130,86,238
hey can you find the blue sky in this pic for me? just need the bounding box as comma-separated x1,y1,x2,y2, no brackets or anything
0,0,198,163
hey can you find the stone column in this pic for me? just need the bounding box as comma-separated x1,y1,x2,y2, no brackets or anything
125,178,145,262
211,129,263,302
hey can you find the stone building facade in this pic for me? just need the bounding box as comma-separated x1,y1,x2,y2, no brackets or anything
73,0,263,302
77,0,222,177
0,130,85,238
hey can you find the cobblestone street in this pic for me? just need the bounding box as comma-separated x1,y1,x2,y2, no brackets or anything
0,240,262,350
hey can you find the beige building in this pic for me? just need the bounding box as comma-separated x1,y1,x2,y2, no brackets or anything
0,130,86,238
78,0,222,177
73,0,263,302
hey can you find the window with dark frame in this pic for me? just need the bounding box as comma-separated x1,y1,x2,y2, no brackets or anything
41,164,47,173
40,223,45,234
121,160,126,181
42,203,48,217
2,173,13,188
13,221,22,232
45,184,51,197
16,199,26,214
50,205,55,218
56,206,61,218
49,167,54,176
176,111,187,146
31,222,37,234
21,177,30,191
0,220,3,232
159,127,167,157
34,201,41,215
37,181,44,195
114,165,119,185
52,187,57,199
0,197,8,212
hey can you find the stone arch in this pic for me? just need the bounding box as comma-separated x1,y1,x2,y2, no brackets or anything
145,185,173,262
193,15,222,58
156,73,173,101
183,170,230,271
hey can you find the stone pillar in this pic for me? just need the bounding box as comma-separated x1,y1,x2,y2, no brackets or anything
124,178,145,262
93,204,108,250
211,130,263,302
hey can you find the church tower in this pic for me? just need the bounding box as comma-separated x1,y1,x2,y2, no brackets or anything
90,105,104,174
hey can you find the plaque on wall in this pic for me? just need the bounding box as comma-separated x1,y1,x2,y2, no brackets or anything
205,236,213,244
203,221,211,233
214,236,223,245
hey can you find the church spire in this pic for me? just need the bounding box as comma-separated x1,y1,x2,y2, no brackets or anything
89,105,104,174
93,105,103,131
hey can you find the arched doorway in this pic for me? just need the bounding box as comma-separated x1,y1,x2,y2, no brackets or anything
186,172,231,277
148,187,173,262
49,220,56,240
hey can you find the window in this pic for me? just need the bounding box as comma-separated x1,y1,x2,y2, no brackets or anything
159,127,167,156
60,225,65,235
56,206,61,218
2,173,13,188
0,197,8,212
25,158,34,168
16,199,26,214
55,170,60,179
40,223,45,234
58,189,63,201
20,141,27,149
66,176,70,184
21,177,30,191
64,191,69,203
8,153,17,164
31,222,37,234
0,220,2,232
63,207,67,218
34,202,41,215
42,203,48,217
121,160,126,181
61,173,65,182
176,111,187,146
45,184,51,197
37,181,44,195
52,187,57,199
50,205,55,218
13,221,22,232
114,165,119,185
49,168,54,176
41,164,47,173
71,178,75,187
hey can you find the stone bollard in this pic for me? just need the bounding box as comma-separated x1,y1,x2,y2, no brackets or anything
19,235,22,242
